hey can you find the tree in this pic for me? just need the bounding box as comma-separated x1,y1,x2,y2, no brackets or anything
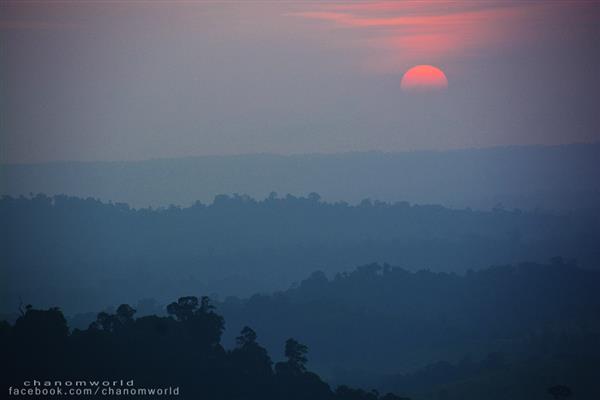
91,311,116,331
308,192,321,202
13,306,68,343
89,304,136,332
230,326,273,382
236,326,258,347
284,338,308,373
167,296,224,347
116,304,136,324
199,296,215,314
167,296,199,321
2,298,414,400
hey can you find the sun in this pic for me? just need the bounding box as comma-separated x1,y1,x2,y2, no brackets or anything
401,65,448,92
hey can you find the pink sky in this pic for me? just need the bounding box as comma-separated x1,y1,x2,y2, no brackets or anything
289,1,596,74
1,1,598,162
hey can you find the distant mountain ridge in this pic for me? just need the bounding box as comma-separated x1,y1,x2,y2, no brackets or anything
2,143,599,211
218,260,600,377
2,193,599,314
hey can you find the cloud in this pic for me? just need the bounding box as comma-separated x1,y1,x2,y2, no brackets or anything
288,1,595,73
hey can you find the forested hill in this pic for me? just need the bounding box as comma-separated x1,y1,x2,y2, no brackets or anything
2,193,599,314
219,261,600,380
0,297,410,400
44,261,600,399
2,144,599,211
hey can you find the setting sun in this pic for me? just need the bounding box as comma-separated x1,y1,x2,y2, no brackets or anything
401,65,448,92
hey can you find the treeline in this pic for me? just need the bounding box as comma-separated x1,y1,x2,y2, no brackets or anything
3,272,595,400
2,193,599,314
55,261,600,398
0,297,408,400
3,144,599,211
218,261,600,376
376,350,597,400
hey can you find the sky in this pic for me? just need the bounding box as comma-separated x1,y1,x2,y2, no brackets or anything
1,0,599,163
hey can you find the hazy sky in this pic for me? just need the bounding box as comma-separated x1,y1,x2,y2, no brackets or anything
1,1,599,163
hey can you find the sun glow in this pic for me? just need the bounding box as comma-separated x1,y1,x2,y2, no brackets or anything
400,65,448,92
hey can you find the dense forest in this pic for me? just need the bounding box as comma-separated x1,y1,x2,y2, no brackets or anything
20,260,596,399
2,193,598,399
2,193,599,314
2,284,592,399
217,260,600,375
1,297,410,400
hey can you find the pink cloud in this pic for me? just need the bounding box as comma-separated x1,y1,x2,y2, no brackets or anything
288,1,591,73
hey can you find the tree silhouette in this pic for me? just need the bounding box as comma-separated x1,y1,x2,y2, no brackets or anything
89,304,136,332
276,338,308,375
116,304,136,323
167,296,199,321
13,306,68,344
165,296,224,348
200,296,215,313
90,311,114,331
2,300,591,400
236,326,258,347
229,325,274,398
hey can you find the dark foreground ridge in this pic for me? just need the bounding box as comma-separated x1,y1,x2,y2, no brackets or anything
1,297,409,400
3,259,599,400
